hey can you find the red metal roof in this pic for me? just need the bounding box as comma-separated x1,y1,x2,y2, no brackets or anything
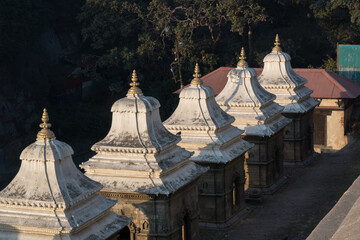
174,67,360,99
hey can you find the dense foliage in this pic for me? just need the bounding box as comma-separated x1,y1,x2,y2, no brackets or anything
1,0,360,158
78,0,360,95
2,0,359,96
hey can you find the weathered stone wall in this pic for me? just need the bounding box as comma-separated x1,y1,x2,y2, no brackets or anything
314,99,353,151
282,109,314,165
197,155,245,228
326,110,347,150
244,130,286,194
102,180,200,240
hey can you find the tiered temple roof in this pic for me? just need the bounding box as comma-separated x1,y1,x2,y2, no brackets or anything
164,64,253,164
0,109,129,239
216,48,291,137
258,35,319,113
81,71,207,195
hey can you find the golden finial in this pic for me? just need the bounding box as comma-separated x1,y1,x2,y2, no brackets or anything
237,47,248,67
127,70,142,95
272,34,282,52
37,108,55,139
191,63,203,85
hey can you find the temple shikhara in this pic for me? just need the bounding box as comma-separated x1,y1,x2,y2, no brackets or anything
0,34,358,240
0,109,129,240
258,35,320,165
164,64,253,229
81,71,208,240
216,48,291,194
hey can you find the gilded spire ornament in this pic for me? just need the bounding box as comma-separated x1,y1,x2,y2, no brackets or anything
237,47,248,67
191,63,203,85
127,70,142,95
272,34,282,52
37,108,55,139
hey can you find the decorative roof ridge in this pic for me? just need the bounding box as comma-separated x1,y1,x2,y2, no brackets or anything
92,145,158,154
254,84,292,89
165,125,217,131
218,101,262,107
0,185,103,210
0,197,67,209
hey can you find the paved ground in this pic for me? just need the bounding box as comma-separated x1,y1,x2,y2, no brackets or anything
205,139,360,240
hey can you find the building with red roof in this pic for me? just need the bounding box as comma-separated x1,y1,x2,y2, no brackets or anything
175,67,360,151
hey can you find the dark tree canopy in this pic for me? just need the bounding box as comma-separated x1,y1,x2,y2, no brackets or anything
1,0,360,133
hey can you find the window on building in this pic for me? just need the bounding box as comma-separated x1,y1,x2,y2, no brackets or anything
232,178,240,207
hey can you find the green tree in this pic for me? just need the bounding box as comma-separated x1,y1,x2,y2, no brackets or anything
311,0,360,45
147,0,266,88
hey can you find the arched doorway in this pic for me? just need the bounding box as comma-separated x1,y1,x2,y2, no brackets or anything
181,213,191,240
118,226,131,240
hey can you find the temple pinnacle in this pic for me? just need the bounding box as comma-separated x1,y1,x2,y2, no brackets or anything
191,63,203,85
272,34,282,52
37,108,55,139
127,70,142,94
237,47,248,67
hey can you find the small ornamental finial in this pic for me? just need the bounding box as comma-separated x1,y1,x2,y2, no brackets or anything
127,70,142,95
272,34,282,52
191,63,203,85
237,47,248,67
37,108,55,139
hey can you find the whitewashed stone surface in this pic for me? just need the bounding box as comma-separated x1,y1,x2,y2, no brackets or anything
216,64,291,137
258,50,319,113
0,137,129,240
164,84,253,164
81,92,208,195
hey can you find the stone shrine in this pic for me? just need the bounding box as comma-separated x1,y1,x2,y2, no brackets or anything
0,109,129,240
258,35,319,165
164,64,253,229
216,48,291,194
81,71,207,240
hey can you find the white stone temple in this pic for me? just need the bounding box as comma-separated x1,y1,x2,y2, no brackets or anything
0,109,129,240
81,71,207,240
258,35,320,165
215,48,291,194
164,64,253,229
